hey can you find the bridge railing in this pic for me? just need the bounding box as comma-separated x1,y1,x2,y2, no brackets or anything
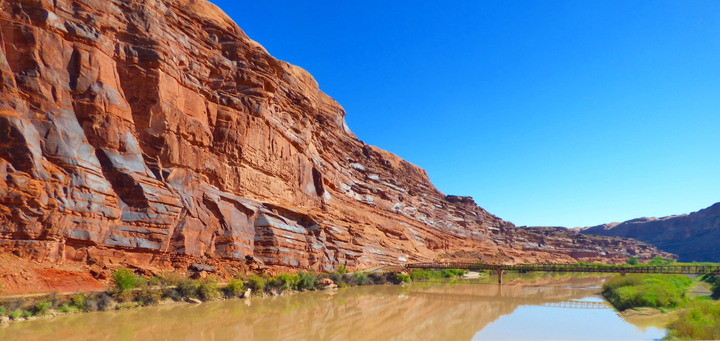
405,262,720,275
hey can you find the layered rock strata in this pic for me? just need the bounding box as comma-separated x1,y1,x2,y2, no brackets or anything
0,0,669,286
581,202,720,262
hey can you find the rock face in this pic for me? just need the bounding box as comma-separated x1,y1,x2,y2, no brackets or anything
0,0,669,289
581,202,720,262
505,226,673,261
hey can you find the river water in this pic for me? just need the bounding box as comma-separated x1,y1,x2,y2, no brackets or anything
0,275,669,341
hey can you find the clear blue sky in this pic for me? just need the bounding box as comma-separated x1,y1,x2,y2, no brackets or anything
213,1,720,227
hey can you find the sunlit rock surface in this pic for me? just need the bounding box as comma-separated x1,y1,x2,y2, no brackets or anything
0,0,671,293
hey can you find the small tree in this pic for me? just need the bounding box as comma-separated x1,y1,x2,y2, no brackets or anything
33,301,52,316
112,268,144,292
246,275,266,291
648,257,674,266
626,256,639,265
224,279,245,298
296,272,317,290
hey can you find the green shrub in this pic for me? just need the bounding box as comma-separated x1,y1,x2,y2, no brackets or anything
112,268,145,292
172,278,220,301
0,306,6,316
9,309,22,319
329,271,343,284
22,310,33,318
270,274,300,290
354,273,368,285
602,274,692,311
666,300,720,340
703,274,720,299
296,272,317,290
603,275,647,290
177,279,200,299
441,269,467,278
246,275,266,291
410,269,466,280
224,279,245,298
330,266,348,286
626,256,639,265
72,294,86,310
341,273,357,286
148,276,163,287
57,303,80,314
163,288,182,301
410,269,432,280
197,279,221,301
396,273,411,283
155,272,184,287
135,287,162,306
114,290,134,302
33,300,52,316
648,257,674,266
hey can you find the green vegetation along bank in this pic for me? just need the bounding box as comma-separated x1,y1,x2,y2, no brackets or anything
602,274,693,311
602,272,720,340
0,267,465,324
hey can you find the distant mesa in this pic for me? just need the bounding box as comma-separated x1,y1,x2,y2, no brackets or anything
580,202,720,262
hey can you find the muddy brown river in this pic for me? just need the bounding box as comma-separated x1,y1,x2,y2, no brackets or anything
0,275,669,340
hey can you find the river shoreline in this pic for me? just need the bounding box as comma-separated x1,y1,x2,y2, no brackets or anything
601,273,720,340
0,271,676,336
0,270,584,327
0,275,670,341
0,268,421,326
0,290,283,326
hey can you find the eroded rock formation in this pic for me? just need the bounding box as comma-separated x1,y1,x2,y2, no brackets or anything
0,0,671,292
581,202,720,262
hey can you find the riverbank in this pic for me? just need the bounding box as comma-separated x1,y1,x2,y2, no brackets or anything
601,273,720,340
0,267,470,325
0,275,666,341
0,268,604,326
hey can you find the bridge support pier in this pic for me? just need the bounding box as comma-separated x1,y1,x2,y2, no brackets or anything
620,270,626,277
496,268,504,284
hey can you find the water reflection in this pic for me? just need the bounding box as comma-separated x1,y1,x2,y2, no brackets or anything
0,276,668,341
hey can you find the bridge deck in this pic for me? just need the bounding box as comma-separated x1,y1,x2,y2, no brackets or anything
406,262,720,275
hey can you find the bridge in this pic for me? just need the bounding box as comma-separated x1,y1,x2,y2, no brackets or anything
411,290,609,310
543,301,607,309
406,262,720,284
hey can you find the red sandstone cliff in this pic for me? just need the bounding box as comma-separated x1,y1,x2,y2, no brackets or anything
0,0,670,293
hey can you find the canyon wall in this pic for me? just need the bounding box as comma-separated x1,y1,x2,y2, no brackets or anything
0,0,670,290
581,202,720,262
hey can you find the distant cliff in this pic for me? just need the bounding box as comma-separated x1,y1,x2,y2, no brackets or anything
0,0,671,293
581,202,720,262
